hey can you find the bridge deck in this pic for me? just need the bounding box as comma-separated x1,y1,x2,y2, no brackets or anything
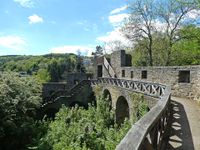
164,97,200,150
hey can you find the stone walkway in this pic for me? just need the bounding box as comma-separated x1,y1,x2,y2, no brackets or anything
164,97,200,150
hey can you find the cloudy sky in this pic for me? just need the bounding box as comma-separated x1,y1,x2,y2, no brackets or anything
0,0,129,56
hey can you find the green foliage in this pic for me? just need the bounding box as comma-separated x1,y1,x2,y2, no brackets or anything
32,96,132,150
75,52,86,73
137,99,149,119
0,53,89,83
35,69,51,83
130,33,168,66
48,59,62,82
0,72,149,150
95,45,103,56
131,25,200,66
171,25,200,65
93,85,103,96
0,72,43,150
130,93,149,121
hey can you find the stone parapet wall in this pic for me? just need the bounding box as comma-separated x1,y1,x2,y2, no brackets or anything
42,73,91,100
119,66,200,100
194,70,200,101
42,82,69,99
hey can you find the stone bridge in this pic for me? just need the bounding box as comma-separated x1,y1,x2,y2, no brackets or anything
42,77,172,149
41,50,200,149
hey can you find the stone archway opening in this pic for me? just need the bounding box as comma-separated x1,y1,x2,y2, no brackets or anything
116,96,129,124
103,89,112,110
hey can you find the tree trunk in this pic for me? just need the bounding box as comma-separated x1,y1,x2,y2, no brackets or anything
166,38,173,66
149,35,153,66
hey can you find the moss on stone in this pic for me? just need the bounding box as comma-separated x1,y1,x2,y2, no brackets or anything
93,85,103,96
129,93,149,123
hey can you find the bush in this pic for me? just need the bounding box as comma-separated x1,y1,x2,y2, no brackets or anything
33,96,131,150
0,72,42,150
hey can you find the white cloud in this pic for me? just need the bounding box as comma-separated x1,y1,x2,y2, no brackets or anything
93,6,129,53
109,13,129,26
97,28,124,42
185,9,200,20
28,14,44,24
99,6,130,52
109,5,129,26
110,6,127,15
49,45,95,57
152,19,167,32
96,28,131,53
0,35,27,51
14,0,34,8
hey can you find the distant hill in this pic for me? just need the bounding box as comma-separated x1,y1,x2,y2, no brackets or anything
0,53,93,83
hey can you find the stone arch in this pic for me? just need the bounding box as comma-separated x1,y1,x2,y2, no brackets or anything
103,89,112,110
116,96,130,124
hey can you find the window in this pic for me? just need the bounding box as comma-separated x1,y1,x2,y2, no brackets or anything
179,71,190,83
131,71,133,78
97,65,102,77
141,70,147,79
122,70,125,77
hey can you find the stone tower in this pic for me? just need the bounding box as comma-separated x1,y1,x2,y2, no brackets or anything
110,50,126,76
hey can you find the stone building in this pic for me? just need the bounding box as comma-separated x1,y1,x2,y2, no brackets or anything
95,50,200,101
42,72,92,100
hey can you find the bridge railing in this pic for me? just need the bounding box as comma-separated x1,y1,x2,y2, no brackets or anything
116,86,171,150
43,77,171,149
90,77,167,98
90,77,171,150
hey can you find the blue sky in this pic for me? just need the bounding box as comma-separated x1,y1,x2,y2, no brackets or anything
0,0,129,56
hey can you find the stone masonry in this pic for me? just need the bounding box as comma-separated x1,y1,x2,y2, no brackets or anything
96,50,200,101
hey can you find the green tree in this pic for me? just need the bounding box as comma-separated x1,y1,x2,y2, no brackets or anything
131,25,200,66
130,32,169,66
33,96,132,150
48,59,61,82
35,68,51,83
0,53,91,82
157,0,198,65
0,72,42,150
124,0,198,66
171,25,200,65
95,45,103,56
123,0,156,66
75,50,86,73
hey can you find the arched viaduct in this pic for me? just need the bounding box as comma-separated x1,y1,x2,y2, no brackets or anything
41,49,200,149
41,77,170,150
93,80,158,124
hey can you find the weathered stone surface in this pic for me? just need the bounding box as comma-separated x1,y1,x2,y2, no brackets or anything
120,66,200,101
42,72,90,100
96,50,200,101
